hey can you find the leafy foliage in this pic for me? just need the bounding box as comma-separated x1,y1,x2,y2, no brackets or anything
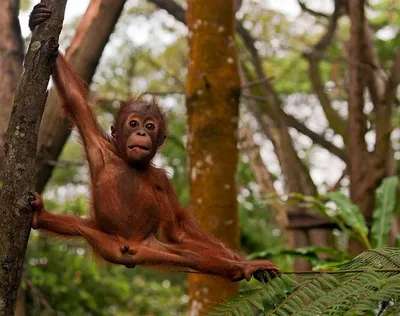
325,191,369,240
212,248,400,316
372,177,399,248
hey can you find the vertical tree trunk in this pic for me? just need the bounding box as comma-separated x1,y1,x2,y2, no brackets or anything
14,288,28,316
0,1,67,314
348,0,373,216
0,0,24,178
186,0,241,314
35,0,126,192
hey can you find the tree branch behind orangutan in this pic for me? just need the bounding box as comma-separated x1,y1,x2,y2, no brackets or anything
29,3,279,282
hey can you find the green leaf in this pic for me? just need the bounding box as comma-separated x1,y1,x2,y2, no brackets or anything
325,192,368,237
371,177,399,248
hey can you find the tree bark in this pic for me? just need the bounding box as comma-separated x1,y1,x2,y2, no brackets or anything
35,0,127,192
0,0,24,178
239,126,289,233
348,0,374,216
14,288,28,316
0,1,67,314
186,0,241,314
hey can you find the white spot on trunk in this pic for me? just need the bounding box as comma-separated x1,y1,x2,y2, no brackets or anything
191,168,197,181
218,26,225,33
191,300,202,316
205,154,213,165
224,219,234,226
224,184,231,190
195,160,204,168
227,57,234,64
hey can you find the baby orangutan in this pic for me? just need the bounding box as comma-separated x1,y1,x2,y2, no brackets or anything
29,3,279,282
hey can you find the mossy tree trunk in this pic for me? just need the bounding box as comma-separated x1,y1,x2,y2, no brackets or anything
186,0,241,314
0,1,67,314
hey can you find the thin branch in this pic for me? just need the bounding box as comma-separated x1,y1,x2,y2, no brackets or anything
23,275,55,313
239,126,289,231
361,23,387,111
297,0,329,19
240,77,275,89
374,47,400,169
144,91,184,96
241,94,348,162
327,167,348,192
147,0,185,23
303,0,348,140
241,93,271,102
282,268,400,275
283,113,348,162
144,55,185,88
46,160,84,167
381,47,400,110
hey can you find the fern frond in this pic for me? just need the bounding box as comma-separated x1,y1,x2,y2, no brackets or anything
338,248,400,270
211,248,400,316
209,275,298,316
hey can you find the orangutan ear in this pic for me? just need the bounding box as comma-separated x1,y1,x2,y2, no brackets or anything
111,126,116,139
159,135,167,146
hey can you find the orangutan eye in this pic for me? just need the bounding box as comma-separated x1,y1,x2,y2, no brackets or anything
129,120,138,128
145,123,155,131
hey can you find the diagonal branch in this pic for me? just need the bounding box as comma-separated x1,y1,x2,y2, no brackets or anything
147,0,185,23
303,0,348,141
239,64,317,195
283,112,348,162
374,47,400,168
297,0,329,18
363,24,386,109
382,47,400,108
241,94,347,161
239,126,289,231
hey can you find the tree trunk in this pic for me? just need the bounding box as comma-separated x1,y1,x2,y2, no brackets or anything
239,126,289,235
14,288,28,316
0,0,24,178
348,0,373,216
0,1,67,314
186,0,241,314
35,0,127,192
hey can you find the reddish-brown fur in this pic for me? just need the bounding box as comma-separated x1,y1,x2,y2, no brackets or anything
29,4,279,282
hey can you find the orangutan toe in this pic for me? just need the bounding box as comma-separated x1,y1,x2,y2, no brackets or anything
253,269,280,283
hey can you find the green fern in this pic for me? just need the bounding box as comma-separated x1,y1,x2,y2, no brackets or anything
371,177,399,248
211,248,400,316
